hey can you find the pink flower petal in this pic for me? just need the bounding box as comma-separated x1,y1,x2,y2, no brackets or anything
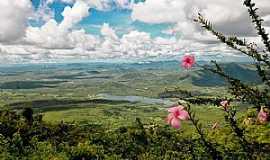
166,113,174,124
166,105,190,129
178,110,190,120
181,55,195,69
168,105,184,113
258,109,269,123
170,118,181,129
220,100,229,111
182,62,192,69
220,100,229,107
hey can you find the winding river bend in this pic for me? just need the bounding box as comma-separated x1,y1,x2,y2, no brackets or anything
97,93,175,106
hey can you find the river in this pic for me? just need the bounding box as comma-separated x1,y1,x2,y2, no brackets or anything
97,93,175,106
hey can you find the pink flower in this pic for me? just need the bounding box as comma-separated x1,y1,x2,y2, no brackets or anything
166,105,190,129
181,55,195,69
258,108,269,124
220,100,229,111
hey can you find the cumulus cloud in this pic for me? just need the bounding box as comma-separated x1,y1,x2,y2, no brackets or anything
101,23,118,40
30,0,54,23
47,0,116,10
25,0,98,50
0,0,32,42
1,0,270,63
131,0,270,36
59,1,90,30
115,0,131,9
97,24,181,59
131,0,270,58
132,0,186,24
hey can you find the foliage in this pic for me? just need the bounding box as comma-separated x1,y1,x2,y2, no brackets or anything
195,1,270,110
0,0,270,159
178,0,270,159
0,108,269,159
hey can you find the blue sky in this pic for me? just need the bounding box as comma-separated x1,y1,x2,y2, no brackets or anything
31,0,172,38
0,0,269,63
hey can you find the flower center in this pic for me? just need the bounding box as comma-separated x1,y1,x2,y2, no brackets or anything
174,110,180,117
186,58,192,63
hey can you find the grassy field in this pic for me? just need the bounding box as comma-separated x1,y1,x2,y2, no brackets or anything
41,103,225,126
1,62,270,159
41,103,230,142
0,62,260,131
0,62,256,129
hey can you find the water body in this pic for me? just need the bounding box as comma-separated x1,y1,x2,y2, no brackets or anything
97,93,175,106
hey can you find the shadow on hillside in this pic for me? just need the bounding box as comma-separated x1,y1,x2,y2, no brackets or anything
0,81,67,89
6,98,131,111
192,63,261,87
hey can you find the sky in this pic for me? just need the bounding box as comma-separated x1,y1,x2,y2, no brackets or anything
0,0,270,64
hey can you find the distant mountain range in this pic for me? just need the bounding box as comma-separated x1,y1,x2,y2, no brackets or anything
190,63,261,86
0,60,261,88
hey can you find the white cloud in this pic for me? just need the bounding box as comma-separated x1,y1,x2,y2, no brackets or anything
119,31,152,58
132,0,186,24
132,0,270,36
101,23,118,40
1,0,270,63
115,0,131,9
131,0,270,59
25,1,98,50
48,0,113,10
0,0,32,42
30,0,54,23
59,1,90,30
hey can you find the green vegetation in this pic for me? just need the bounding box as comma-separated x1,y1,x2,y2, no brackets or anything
0,60,268,159
0,107,269,160
1,0,270,158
